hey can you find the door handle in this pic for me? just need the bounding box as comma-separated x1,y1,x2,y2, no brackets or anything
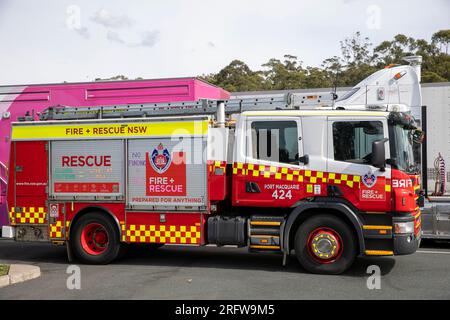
246,181,261,193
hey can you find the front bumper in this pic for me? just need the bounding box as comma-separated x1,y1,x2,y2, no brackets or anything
393,216,420,255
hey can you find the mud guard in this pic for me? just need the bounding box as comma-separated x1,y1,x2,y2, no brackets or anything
282,200,365,256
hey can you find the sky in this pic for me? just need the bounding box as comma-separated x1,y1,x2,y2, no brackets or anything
0,0,448,85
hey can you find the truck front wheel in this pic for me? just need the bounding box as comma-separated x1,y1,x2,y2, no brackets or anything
294,214,356,274
71,212,122,264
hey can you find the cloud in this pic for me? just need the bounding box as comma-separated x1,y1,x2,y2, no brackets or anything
91,9,158,48
106,30,126,44
140,30,159,47
74,26,90,39
106,30,159,48
91,9,134,28
207,41,216,48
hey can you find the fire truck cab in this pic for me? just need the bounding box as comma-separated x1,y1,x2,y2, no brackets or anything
233,108,421,272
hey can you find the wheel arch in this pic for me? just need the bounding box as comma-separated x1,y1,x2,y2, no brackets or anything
68,206,122,241
282,201,365,255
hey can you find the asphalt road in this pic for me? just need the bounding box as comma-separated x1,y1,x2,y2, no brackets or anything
0,239,449,299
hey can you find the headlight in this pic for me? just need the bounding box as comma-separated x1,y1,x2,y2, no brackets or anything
394,221,414,234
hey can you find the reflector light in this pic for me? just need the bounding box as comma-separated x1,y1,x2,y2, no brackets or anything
394,71,406,80
394,221,414,234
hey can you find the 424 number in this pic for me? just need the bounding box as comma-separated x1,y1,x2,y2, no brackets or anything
271,189,292,200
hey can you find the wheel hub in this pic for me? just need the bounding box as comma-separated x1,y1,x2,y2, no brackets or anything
307,228,343,263
81,223,109,255
311,233,338,259
93,230,107,247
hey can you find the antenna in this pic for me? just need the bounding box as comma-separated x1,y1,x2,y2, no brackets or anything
330,62,343,110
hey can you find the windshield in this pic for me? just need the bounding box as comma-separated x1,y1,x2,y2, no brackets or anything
389,124,417,174
336,87,360,102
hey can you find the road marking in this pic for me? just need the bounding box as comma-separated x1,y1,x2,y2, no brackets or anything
417,250,450,255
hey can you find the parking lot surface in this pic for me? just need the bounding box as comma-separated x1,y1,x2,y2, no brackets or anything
0,239,449,299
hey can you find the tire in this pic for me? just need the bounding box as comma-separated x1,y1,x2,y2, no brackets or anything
71,212,122,264
294,214,357,274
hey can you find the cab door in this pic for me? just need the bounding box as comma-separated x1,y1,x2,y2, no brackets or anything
232,116,305,207
327,117,391,212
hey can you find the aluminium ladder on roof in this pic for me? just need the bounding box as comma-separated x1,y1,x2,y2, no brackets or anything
30,92,336,122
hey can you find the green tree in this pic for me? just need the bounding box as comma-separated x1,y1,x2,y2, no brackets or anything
373,31,450,82
204,60,266,92
95,75,129,81
373,34,417,66
262,55,307,89
322,33,377,87
432,29,450,54
340,32,374,67
304,67,333,88
94,75,145,81
201,29,449,91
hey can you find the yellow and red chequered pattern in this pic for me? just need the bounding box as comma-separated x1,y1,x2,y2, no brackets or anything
125,224,201,244
49,221,63,239
9,206,46,225
232,162,363,189
208,160,227,174
120,221,126,242
49,220,70,239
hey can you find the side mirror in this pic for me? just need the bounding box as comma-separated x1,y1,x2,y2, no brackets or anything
372,138,388,170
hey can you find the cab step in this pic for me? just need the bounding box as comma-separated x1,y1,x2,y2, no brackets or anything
249,216,284,252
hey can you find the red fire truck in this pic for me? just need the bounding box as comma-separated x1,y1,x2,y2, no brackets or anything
3,70,423,274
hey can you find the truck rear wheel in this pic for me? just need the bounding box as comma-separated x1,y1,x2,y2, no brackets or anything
294,214,356,274
71,212,122,264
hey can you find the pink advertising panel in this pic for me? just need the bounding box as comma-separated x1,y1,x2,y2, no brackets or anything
0,77,229,227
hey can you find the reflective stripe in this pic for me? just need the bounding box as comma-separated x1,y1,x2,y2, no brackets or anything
233,163,361,189
250,221,281,226
365,250,394,255
9,206,46,224
209,160,227,174
125,224,201,244
49,221,64,239
250,245,281,250
363,225,392,230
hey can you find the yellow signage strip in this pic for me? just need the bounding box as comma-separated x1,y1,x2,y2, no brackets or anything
12,120,208,140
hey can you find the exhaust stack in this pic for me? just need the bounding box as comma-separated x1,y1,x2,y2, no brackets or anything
403,55,422,83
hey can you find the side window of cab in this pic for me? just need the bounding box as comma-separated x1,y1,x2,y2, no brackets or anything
332,121,384,164
250,121,299,164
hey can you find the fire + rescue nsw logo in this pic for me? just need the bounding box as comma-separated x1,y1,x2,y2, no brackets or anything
150,143,172,174
362,170,377,188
